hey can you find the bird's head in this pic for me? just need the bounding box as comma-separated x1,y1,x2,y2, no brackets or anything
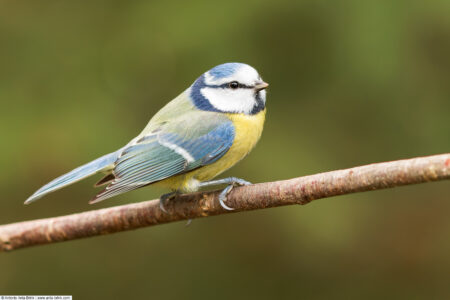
190,63,268,115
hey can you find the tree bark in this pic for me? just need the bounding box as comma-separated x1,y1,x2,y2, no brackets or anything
1,153,449,252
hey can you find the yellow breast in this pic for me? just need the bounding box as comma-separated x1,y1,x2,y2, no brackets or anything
194,109,266,181
157,109,266,192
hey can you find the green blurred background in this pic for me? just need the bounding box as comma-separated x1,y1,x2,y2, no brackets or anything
1,0,449,299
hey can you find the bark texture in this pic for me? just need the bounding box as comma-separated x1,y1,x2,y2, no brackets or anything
1,153,449,252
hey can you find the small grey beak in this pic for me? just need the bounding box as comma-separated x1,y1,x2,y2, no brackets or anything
254,81,269,91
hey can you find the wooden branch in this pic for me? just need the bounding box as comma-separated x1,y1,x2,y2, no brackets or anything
1,154,449,252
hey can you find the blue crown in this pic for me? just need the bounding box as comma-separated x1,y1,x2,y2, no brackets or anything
208,63,244,79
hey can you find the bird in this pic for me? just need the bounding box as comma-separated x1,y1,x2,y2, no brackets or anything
25,62,268,211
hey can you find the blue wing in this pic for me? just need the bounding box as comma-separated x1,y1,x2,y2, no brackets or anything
91,117,235,203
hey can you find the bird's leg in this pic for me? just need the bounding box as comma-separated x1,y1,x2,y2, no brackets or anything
159,191,178,213
198,177,252,211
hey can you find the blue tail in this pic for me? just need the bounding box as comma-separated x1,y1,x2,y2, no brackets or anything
25,151,119,204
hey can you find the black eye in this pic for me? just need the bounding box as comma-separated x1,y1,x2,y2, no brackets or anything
228,81,239,89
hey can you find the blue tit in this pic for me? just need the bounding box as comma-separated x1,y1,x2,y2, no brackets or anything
25,62,268,211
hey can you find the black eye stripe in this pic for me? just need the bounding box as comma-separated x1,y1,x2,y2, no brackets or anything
238,83,253,89
210,82,254,89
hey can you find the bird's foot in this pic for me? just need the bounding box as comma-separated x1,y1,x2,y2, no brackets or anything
159,192,178,213
160,192,193,226
199,177,252,211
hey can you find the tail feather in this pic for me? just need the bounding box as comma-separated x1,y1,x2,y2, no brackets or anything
25,151,119,204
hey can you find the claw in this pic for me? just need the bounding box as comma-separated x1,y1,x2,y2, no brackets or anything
219,185,235,210
159,192,177,214
159,199,168,214
160,193,193,226
198,177,252,210
218,179,252,210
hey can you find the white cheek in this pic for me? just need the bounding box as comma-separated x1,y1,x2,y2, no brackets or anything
201,88,255,114
259,89,266,104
